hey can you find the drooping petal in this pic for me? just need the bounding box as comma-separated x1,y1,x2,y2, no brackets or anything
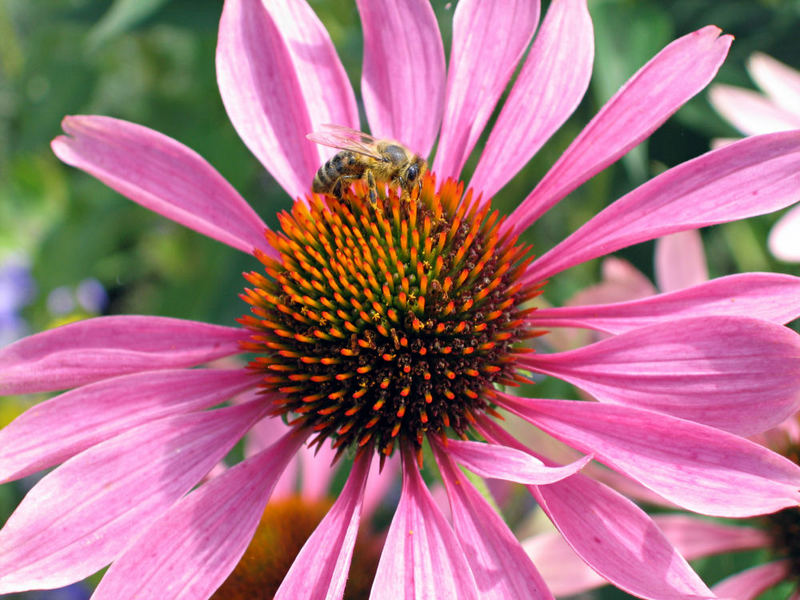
747,52,800,116
509,26,732,234
653,514,769,559
355,0,445,157
470,0,593,199
370,445,478,599
217,0,320,199
442,437,591,485
51,115,273,256
262,0,359,163
91,430,306,600
274,452,372,600
708,84,800,136
0,316,245,395
432,442,553,600
482,420,715,600
432,0,540,180
0,401,269,594
498,394,800,517
0,368,259,483
712,560,789,600
521,316,800,436
654,230,708,292
523,130,800,284
531,273,800,335
769,202,800,262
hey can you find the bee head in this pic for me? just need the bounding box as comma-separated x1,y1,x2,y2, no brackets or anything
405,156,427,184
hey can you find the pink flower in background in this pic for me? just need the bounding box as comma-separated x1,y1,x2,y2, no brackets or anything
3,1,800,599
709,53,800,262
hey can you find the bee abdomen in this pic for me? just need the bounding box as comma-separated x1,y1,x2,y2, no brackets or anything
314,152,361,194
313,156,338,193
312,170,329,193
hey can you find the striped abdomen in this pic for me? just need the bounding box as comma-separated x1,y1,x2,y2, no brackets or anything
312,151,364,194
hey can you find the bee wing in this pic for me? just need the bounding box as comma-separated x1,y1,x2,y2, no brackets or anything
306,124,383,160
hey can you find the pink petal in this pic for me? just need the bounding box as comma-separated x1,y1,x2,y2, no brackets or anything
0,401,269,594
654,230,708,292
0,316,244,395
262,0,359,162
521,530,609,596
712,560,789,600
217,0,320,199
92,430,305,600
510,26,732,234
769,202,800,262
483,421,714,599
356,0,445,157
470,0,593,200
748,52,800,116
51,115,272,256
432,0,540,180
709,84,800,136
370,445,478,599
499,394,800,517
0,368,259,483
274,452,372,600
522,316,800,436
653,514,769,559
523,130,800,284
532,273,800,335
442,437,591,485
432,442,553,600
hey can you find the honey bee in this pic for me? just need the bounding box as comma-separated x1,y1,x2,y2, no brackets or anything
307,124,427,206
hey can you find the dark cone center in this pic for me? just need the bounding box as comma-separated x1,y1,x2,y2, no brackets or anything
240,176,539,458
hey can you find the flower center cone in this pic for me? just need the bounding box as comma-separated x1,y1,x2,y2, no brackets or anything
239,175,541,461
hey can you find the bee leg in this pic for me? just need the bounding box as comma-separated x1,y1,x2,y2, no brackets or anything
366,170,379,207
332,178,344,199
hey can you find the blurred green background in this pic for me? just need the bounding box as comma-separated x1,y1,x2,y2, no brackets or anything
1,0,800,598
